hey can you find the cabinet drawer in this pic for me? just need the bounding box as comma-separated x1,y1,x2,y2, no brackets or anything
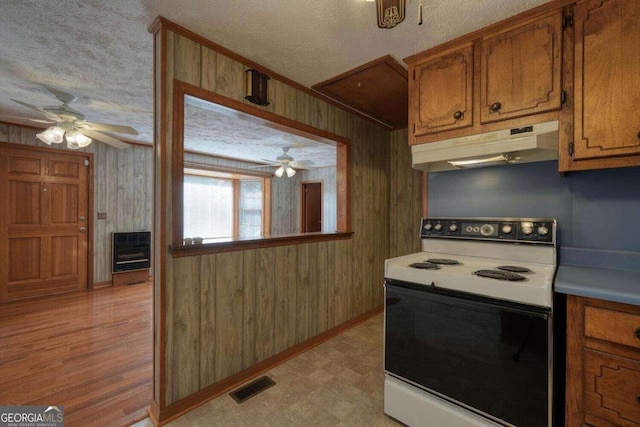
584,349,640,426
585,306,640,350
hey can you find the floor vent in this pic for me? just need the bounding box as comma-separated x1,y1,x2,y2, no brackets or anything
230,376,276,403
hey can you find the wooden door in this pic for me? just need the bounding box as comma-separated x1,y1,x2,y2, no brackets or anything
0,144,90,301
410,44,473,137
480,11,563,123
573,0,640,160
301,182,322,233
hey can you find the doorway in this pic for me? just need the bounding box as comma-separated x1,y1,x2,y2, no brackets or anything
0,143,91,301
301,181,322,233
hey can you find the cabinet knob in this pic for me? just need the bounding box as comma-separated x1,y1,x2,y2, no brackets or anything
637,131,640,139
453,110,463,120
490,102,502,112
635,327,640,339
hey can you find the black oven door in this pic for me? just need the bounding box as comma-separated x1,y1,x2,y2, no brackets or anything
385,280,551,427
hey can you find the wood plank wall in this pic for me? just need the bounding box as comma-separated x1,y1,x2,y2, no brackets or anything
153,21,422,412
0,124,153,284
389,129,423,257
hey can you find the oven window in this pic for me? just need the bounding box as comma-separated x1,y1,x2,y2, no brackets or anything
385,281,550,427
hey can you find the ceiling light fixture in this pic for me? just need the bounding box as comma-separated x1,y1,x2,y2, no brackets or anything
36,125,92,149
375,0,406,28
36,126,65,145
274,165,296,178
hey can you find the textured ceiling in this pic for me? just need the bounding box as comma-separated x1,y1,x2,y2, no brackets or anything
0,0,550,159
184,96,337,167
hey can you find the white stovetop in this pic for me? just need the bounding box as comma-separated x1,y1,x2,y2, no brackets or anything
384,247,556,308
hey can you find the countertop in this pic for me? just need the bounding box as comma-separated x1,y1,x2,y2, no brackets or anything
555,247,640,306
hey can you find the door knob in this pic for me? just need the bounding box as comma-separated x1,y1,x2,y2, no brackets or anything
490,102,502,112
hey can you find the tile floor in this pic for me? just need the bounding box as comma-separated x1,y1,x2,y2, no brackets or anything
133,313,401,426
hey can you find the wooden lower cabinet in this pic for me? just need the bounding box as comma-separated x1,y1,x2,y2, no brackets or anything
566,295,640,426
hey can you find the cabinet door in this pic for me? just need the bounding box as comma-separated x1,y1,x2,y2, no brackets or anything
584,349,640,426
480,12,563,123
411,44,473,137
573,0,640,160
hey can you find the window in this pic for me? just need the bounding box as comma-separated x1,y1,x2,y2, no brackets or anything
238,180,262,238
183,170,266,241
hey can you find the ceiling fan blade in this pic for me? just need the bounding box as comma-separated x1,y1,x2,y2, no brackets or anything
289,160,316,169
80,128,131,149
43,85,76,104
247,164,277,169
259,159,281,165
78,121,138,135
11,99,61,121
0,114,54,124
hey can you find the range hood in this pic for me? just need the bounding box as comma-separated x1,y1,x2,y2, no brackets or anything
412,120,559,172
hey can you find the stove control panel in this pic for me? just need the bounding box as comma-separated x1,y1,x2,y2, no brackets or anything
420,218,555,244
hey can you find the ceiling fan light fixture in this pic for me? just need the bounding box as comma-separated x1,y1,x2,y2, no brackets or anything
275,165,285,177
36,126,65,145
285,166,296,177
65,130,92,149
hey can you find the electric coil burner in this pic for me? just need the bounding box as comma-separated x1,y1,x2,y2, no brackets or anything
426,258,461,265
409,262,441,269
384,217,560,427
473,269,526,281
498,265,533,273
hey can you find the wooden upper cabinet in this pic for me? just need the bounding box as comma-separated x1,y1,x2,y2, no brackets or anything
480,12,563,124
411,44,473,137
573,0,640,161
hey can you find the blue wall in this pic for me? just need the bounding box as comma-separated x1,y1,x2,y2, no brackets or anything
428,161,640,268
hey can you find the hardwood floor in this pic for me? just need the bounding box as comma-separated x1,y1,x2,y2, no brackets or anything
0,283,152,427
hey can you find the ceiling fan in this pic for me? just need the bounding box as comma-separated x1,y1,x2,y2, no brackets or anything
2,86,137,149
252,147,315,178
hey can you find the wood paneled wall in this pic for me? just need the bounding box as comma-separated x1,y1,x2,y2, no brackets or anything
389,128,423,257
152,19,421,414
0,124,153,284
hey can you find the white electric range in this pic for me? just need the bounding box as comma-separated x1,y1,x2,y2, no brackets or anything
384,217,561,427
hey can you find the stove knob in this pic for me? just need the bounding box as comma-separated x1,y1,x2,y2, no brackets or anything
424,223,433,231
501,224,513,234
449,223,458,232
522,226,533,235
434,223,443,231
537,226,549,236
480,224,494,236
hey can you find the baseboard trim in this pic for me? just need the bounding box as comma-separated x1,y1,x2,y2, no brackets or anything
152,304,383,425
92,280,112,289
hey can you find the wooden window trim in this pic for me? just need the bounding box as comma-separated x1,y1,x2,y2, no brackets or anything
172,80,352,256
